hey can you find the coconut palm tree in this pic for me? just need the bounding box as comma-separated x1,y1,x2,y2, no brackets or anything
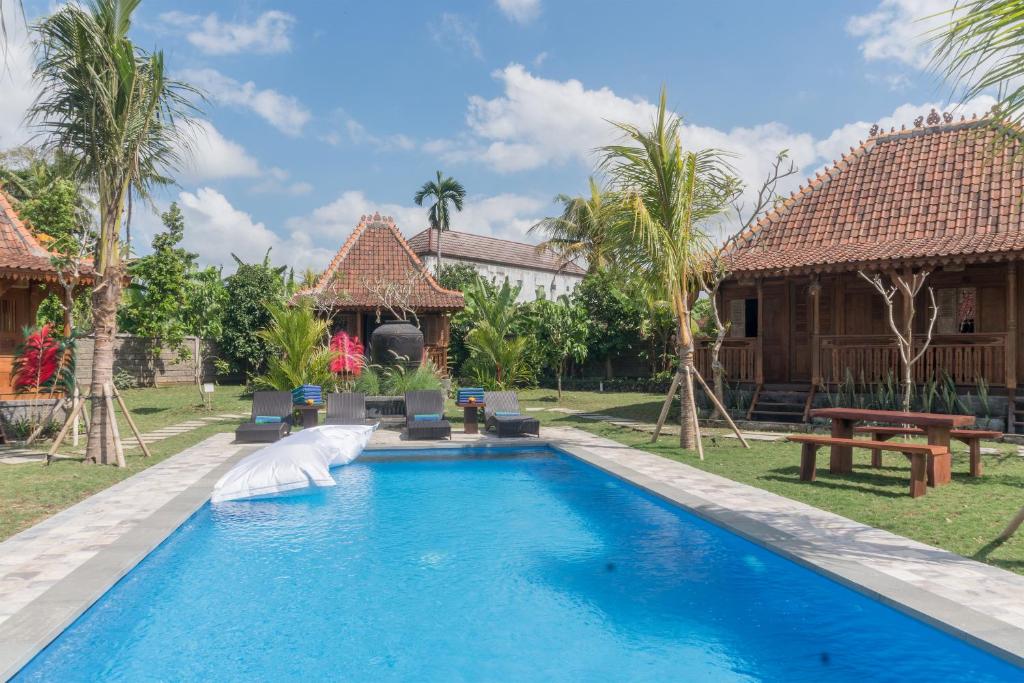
932,1,1024,128
29,0,199,465
413,171,466,274
529,177,615,274
600,88,737,451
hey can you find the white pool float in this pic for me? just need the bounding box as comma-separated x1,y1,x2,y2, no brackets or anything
211,423,378,503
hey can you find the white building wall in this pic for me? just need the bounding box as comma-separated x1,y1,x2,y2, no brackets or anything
420,255,584,303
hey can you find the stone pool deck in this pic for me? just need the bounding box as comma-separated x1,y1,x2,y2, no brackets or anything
0,426,1022,677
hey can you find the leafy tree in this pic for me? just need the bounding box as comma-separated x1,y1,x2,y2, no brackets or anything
29,0,199,465
530,295,589,400
600,89,737,451
220,250,288,377
529,177,615,273
573,270,646,378
255,301,338,392
437,263,485,376
120,203,197,356
413,170,466,273
462,277,533,388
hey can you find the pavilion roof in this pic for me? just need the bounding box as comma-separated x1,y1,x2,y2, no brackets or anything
407,228,587,276
297,213,464,312
722,111,1024,276
0,190,74,283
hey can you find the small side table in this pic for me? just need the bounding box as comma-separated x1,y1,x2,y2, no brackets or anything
458,402,485,434
295,404,323,429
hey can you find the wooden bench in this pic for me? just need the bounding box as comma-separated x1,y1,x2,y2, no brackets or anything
853,426,1002,477
787,434,948,498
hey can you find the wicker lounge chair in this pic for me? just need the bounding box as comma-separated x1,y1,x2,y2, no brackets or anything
484,391,540,437
405,390,452,440
325,392,368,425
235,391,294,443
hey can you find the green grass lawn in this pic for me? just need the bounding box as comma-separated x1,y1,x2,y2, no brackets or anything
2,385,1022,577
0,385,251,540
512,388,1024,575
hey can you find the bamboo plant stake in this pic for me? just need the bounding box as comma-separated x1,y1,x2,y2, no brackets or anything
112,384,151,457
46,395,85,465
685,366,705,460
102,382,126,468
691,368,750,448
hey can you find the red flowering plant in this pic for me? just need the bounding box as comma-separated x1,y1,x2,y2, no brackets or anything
12,324,76,397
330,331,364,387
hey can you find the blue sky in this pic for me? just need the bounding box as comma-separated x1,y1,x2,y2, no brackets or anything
0,0,995,271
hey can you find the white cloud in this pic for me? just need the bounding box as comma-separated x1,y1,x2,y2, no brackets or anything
249,166,314,196
336,117,416,151
177,187,332,271
533,51,548,67
0,3,38,149
846,0,953,69
182,68,310,136
496,0,541,24
160,10,295,55
179,120,262,181
429,13,483,60
284,190,548,255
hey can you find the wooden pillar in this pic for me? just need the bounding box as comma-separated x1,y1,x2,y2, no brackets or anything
1007,262,1017,389
810,276,822,386
755,277,764,385
1007,262,1017,434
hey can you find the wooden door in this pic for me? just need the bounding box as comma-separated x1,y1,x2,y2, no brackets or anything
762,284,789,382
790,283,811,381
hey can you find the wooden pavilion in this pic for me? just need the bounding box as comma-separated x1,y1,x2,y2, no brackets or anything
296,213,464,374
0,191,81,399
704,111,1024,429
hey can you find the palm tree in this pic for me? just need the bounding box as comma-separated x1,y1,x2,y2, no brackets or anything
413,171,466,274
529,177,614,273
932,1,1024,128
29,0,199,465
600,88,737,452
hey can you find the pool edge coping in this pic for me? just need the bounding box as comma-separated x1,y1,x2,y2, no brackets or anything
0,445,257,681
1,432,1021,678
546,439,1024,669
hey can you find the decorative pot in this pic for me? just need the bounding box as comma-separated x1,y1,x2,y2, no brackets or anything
370,320,424,368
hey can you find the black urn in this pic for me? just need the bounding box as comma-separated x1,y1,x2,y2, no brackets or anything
370,320,424,367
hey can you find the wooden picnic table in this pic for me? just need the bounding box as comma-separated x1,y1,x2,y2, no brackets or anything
809,408,976,487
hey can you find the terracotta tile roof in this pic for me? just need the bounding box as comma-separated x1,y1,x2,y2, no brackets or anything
0,189,68,281
297,213,464,311
407,228,587,276
722,114,1024,275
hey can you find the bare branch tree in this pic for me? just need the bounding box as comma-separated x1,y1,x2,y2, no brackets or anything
365,268,424,326
858,269,939,411
49,222,97,334
700,149,799,410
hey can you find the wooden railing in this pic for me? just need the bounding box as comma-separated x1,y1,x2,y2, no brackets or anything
694,338,757,383
818,334,1008,386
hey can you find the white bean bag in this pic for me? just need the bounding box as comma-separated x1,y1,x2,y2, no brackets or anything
211,423,377,503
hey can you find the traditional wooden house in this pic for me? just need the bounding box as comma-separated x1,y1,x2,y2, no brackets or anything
0,191,79,398
297,213,464,373
706,111,1024,429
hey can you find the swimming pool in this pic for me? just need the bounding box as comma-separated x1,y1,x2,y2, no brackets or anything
14,446,1022,681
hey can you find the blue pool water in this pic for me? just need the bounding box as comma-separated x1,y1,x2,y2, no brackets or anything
16,446,1021,681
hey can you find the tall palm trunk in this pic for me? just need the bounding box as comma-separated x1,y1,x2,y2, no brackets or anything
436,226,443,275
85,264,121,463
677,325,698,450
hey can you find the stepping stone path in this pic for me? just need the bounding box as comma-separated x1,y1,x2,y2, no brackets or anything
0,413,248,463
121,413,247,450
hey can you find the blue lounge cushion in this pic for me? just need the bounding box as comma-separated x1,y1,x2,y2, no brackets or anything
413,413,442,422
254,415,282,424
495,411,520,417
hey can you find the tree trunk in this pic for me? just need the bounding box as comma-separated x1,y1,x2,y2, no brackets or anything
85,266,122,466
678,344,698,450
557,371,562,401
436,227,443,275
605,355,613,380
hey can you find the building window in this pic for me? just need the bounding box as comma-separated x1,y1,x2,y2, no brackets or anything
0,299,15,333
728,298,758,338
